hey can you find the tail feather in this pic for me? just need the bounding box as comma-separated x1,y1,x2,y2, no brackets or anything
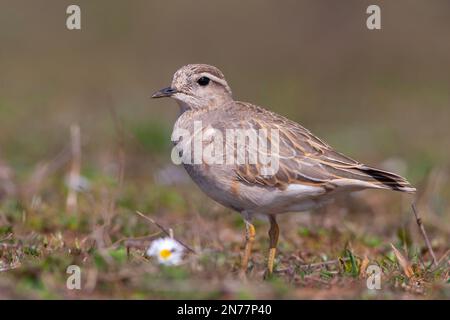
357,166,416,193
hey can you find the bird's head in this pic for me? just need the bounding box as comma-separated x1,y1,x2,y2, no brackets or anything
152,64,233,110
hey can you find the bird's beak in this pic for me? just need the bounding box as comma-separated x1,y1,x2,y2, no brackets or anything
151,87,178,98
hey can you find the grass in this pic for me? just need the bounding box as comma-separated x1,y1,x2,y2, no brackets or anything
0,154,448,299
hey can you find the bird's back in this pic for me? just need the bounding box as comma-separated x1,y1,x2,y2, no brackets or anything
205,101,416,194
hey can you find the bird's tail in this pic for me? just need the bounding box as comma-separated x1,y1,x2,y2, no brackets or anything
357,166,416,193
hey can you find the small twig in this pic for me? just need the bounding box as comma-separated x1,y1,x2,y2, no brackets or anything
0,233,13,242
416,250,427,270
0,262,21,272
411,203,438,267
66,124,81,213
111,233,162,258
299,257,350,269
437,249,450,266
136,211,196,254
0,266,19,272
0,243,20,249
429,249,450,273
111,233,161,248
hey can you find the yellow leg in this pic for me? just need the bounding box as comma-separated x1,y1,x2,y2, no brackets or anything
267,215,279,275
241,221,256,272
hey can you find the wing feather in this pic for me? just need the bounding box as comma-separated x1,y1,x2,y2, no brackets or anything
214,102,415,193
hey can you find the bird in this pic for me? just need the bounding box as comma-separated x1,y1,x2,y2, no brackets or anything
152,64,416,276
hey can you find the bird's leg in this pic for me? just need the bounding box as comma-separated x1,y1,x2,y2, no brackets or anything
267,215,279,275
241,220,256,272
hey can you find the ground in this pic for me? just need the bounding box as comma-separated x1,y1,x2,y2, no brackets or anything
0,156,448,298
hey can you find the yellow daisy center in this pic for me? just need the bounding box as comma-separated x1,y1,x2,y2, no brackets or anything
159,249,172,259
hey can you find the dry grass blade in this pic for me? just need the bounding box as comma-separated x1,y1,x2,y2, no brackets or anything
66,124,81,213
135,211,196,254
295,257,350,270
359,256,370,278
429,249,450,273
0,262,21,273
391,243,414,278
437,249,449,266
0,233,13,242
411,203,438,267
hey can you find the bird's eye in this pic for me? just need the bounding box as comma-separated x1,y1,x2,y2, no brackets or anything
197,76,210,86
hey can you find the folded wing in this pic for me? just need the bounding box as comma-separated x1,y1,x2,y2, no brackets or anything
218,102,416,194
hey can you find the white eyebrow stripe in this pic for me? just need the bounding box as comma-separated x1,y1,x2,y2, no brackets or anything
199,72,232,94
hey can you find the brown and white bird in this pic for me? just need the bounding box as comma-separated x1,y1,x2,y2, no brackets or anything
152,64,415,275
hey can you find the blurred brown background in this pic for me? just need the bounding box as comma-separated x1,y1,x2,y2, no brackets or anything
1,0,449,174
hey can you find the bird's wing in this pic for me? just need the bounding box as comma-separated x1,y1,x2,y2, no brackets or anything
215,102,415,193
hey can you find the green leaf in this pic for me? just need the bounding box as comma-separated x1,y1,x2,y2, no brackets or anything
345,249,359,277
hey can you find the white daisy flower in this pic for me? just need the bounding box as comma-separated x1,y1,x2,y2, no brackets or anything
146,237,184,266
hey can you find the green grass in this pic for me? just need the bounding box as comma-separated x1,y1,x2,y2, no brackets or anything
0,166,448,299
